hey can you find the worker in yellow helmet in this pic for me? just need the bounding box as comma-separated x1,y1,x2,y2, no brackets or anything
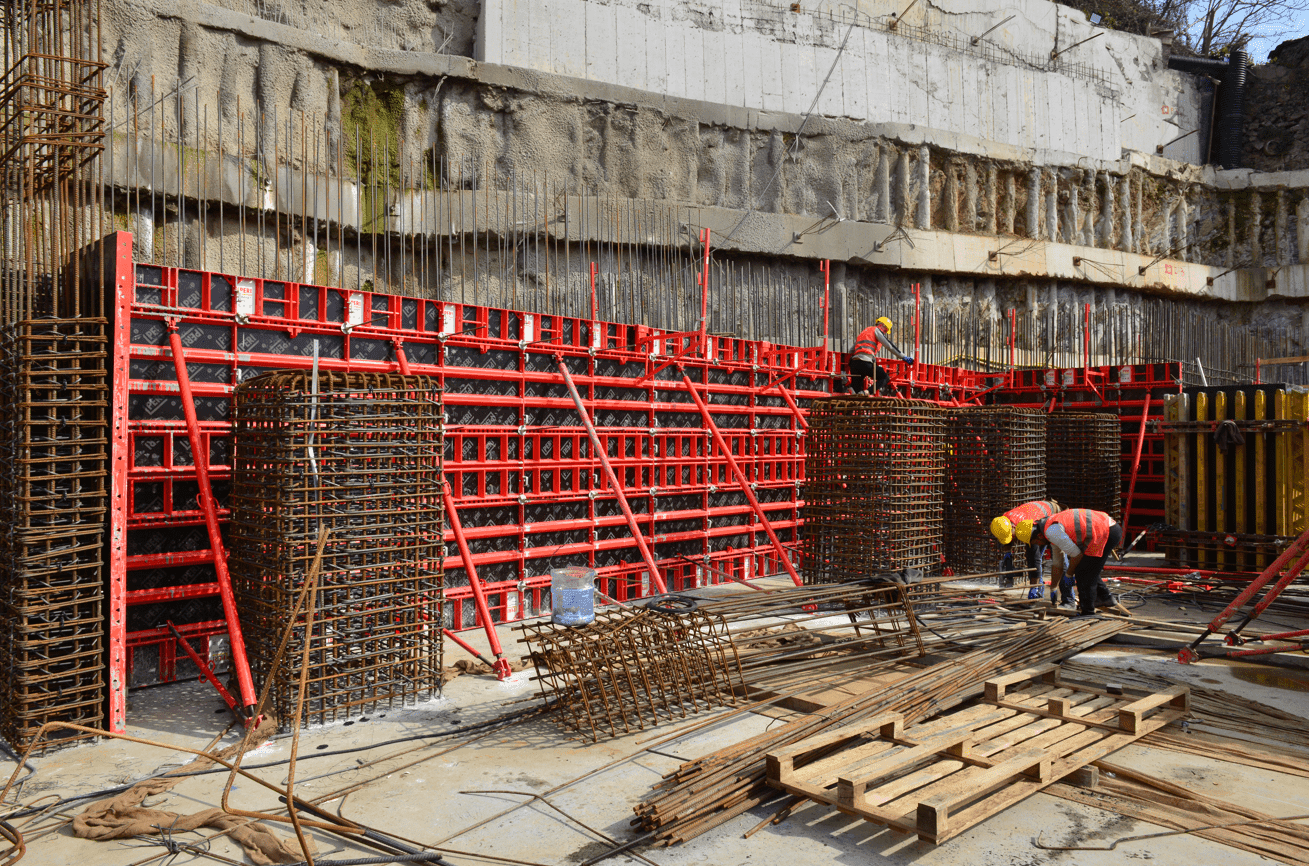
1016,509,1131,617
848,316,914,396
990,499,1073,605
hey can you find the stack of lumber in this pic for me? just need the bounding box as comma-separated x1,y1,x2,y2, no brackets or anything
632,617,1128,844
765,664,1189,844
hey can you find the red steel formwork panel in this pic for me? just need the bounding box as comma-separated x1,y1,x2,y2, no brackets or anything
107,235,829,731
994,363,1183,540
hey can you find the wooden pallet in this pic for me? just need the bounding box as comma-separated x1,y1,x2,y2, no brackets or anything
765,663,1189,844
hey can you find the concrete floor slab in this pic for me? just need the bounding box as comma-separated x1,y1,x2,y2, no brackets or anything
9,613,1309,866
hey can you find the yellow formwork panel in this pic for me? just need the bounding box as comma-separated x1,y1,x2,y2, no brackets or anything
1163,394,1189,566
1234,391,1246,535
1287,390,1309,536
1256,390,1268,568
1234,391,1247,570
1196,392,1207,568
1277,391,1290,537
1214,391,1227,570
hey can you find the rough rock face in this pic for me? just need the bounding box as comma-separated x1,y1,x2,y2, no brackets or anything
1244,36,1309,172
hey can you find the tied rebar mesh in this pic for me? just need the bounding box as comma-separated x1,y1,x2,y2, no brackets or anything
1048,412,1122,520
0,318,107,749
803,398,948,583
944,408,1047,575
518,606,745,742
228,371,445,729
0,0,108,323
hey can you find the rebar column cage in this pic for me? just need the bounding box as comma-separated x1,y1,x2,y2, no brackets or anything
944,407,1047,575
0,0,108,323
803,398,949,583
0,317,108,749
518,606,745,742
1048,412,1122,520
228,370,445,728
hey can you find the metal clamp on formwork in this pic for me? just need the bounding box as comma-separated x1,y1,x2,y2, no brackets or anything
678,365,804,587
443,480,514,680
164,318,258,721
1178,524,1309,663
555,354,668,594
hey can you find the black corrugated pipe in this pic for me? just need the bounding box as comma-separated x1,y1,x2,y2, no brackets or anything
1167,51,1248,167
1167,55,1231,75
1214,49,1248,168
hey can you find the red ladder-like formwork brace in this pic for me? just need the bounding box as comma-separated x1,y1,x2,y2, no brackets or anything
103,232,827,730
1178,524,1309,662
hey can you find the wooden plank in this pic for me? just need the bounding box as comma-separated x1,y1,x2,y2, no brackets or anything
764,677,1192,846
982,664,1058,701
1116,685,1191,733
767,712,904,765
836,730,976,801
916,748,1051,842
802,705,1014,788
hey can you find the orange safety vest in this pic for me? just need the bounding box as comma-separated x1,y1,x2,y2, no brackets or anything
851,325,883,359
1037,509,1117,557
1004,500,1059,526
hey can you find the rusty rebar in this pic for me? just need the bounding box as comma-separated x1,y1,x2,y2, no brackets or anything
228,371,445,728
802,398,949,583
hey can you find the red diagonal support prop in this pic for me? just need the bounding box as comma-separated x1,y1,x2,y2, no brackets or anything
557,355,668,594
166,321,257,714
1180,524,1309,662
681,370,804,587
443,481,513,679
167,620,239,718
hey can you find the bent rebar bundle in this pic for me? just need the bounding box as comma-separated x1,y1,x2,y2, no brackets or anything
519,605,745,742
944,407,1046,574
228,371,445,728
0,318,108,749
803,398,948,583
1048,412,1122,519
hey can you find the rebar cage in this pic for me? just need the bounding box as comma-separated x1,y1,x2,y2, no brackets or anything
944,407,1047,575
803,398,949,583
0,318,108,749
519,606,745,741
229,371,445,728
1048,412,1122,521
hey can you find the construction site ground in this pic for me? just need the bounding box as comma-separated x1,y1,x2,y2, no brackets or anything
16,576,1309,866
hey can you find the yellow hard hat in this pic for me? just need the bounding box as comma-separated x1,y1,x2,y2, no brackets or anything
1014,519,1036,545
876,316,893,332
990,516,1014,545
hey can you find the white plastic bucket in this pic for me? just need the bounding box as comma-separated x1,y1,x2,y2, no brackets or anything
550,567,596,626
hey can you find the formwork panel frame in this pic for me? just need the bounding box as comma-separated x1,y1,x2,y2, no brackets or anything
108,240,825,726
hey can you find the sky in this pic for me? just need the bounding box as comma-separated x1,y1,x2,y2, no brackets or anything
1244,8,1309,62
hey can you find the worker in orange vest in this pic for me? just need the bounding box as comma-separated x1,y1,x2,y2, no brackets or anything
1017,509,1130,617
989,499,1074,605
848,317,914,395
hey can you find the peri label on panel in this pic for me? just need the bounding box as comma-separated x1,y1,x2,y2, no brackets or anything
347,292,365,328
235,280,256,318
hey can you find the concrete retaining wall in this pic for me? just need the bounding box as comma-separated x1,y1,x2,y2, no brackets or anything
475,0,1205,163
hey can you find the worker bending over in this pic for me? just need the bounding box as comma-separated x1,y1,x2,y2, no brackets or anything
849,317,914,395
989,499,1074,606
1017,508,1130,617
